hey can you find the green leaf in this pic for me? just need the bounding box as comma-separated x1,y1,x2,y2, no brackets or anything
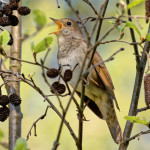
124,116,149,126
0,30,10,47
33,36,53,53
0,128,4,142
14,138,27,150
127,0,145,9
121,21,141,38
146,33,150,41
32,9,47,27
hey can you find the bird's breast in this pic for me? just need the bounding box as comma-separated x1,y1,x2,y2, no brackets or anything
58,50,86,90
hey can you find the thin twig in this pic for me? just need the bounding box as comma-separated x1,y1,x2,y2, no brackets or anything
20,76,78,143
56,0,60,8
123,129,150,143
5,55,49,70
66,0,90,40
126,0,140,65
26,106,50,140
83,0,98,15
90,47,124,70
137,106,150,114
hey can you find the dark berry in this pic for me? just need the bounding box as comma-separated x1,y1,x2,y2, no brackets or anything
9,15,19,26
46,68,59,78
145,0,150,23
64,69,72,82
0,95,10,106
3,4,13,16
9,2,18,10
17,6,31,16
0,106,9,122
10,0,20,3
144,74,150,106
51,82,66,94
9,93,21,106
0,17,11,26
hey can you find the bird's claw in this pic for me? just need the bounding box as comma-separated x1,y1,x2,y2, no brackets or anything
77,113,89,121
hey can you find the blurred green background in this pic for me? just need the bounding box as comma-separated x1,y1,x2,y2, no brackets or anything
1,0,150,150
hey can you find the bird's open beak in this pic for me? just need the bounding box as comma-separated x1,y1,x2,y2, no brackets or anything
49,17,63,34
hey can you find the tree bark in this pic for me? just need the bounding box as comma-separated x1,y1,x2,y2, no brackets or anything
9,9,23,150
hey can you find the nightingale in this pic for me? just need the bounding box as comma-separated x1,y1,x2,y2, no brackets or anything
50,18,122,144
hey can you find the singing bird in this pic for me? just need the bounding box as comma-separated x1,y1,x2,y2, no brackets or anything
50,18,122,144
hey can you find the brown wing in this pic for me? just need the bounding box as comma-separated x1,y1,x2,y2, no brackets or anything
88,51,120,110
82,39,119,110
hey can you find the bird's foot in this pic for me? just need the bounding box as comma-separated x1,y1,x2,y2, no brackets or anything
77,113,89,121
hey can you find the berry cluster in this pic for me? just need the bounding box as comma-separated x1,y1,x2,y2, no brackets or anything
144,73,150,106
46,68,73,95
145,0,150,23
0,0,30,27
0,0,31,46
51,82,66,95
0,91,21,122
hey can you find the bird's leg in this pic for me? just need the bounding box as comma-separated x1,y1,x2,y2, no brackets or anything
77,99,90,121
77,112,89,121
83,99,91,110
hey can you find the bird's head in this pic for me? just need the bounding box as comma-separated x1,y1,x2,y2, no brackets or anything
50,18,83,39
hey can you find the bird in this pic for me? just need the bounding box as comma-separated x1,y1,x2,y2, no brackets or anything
50,17,122,144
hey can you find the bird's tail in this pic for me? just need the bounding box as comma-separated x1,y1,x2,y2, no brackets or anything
106,118,122,144
96,97,123,144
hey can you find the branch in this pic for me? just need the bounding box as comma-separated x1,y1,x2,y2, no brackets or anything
83,0,98,15
123,129,150,143
78,1,109,150
119,24,150,150
8,9,22,150
126,0,140,65
26,106,50,140
137,106,150,114
90,47,124,70
66,0,90,40
5,55,49,70
21,77,78,144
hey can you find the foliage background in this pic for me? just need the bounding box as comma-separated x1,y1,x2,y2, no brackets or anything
0,0,150,149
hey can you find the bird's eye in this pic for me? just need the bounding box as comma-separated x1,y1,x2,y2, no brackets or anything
67,22,72,26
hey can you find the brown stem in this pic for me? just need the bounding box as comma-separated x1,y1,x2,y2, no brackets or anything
136,106,150,114
126,0,140,65
123,129,150,143
8,10,22,150
26,106,50,140
119,24,150,150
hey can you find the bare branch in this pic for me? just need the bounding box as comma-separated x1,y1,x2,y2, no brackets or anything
90,47,124,70
26,106,50,141
126,0,140,65
137,106,150,114
119,24,150,150
56,0,60,8
83,0,98,15
123,129,150,143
